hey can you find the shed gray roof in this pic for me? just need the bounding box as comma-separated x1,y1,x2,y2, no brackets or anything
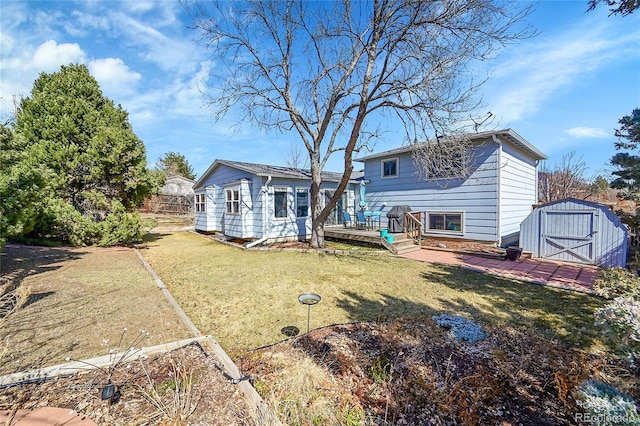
355,129,547,162
195,159,356,188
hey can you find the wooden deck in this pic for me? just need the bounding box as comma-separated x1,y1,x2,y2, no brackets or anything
325,226,385,244
324,226,420,254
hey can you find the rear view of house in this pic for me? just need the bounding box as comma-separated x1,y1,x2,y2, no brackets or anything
193,160,357,243
355,129,547,247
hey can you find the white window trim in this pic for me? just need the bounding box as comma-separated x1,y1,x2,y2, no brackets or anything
426,211,464,234
195,193,206,213
381,157,399,179
273,187,289,220
225,187,241,215
295,187,310,218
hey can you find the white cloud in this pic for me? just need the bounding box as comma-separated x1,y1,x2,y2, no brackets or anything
109,12,198,73
486,18,639,124
89,58,141,96
564,127,610,138
33,40,86,72
170,62,210,115
64,11,111,37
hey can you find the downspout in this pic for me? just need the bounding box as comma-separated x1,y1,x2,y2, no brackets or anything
492,135,502,247
534,160,540,205
244,175,272,249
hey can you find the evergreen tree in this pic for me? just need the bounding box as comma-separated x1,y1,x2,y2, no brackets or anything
8,63,158,245
0,125,45,248
156,151,196,180
611,108,640,201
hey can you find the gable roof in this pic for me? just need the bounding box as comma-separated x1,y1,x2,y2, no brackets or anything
354,128,547,162
194,159,355,188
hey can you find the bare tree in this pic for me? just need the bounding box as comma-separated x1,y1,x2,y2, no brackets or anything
186,0,534,247
538,151,590,203
282,143,309,169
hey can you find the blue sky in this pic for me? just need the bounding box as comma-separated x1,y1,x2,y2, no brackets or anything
1,1,638,180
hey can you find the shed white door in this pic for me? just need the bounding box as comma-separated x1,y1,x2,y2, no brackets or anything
540,209,599,264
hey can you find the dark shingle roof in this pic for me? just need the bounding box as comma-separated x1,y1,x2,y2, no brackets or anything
195,159,355,188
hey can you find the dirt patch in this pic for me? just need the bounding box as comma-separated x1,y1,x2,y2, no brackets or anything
0,244,193,375
421,237,506,255
245,319,638,425
265,236,506,255
0,343,255,425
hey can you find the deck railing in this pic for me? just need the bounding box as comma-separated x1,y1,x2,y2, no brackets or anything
405,211,423,244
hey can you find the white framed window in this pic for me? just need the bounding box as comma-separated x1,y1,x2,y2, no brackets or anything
382,157,399,178
427,212,463,233
296,188,309,217
195,193,205,212
274,187,289,218
225,188,240,214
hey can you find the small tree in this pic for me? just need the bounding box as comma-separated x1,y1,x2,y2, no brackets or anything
156,151,197,180
610,108,640,202
187,0,534,247
538,151,590,203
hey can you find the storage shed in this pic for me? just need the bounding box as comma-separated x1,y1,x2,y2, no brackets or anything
520,198,628,268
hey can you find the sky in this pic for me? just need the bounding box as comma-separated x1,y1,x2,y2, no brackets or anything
1,1,639,180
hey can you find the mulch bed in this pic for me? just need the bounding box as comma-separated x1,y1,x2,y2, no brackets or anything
0,343,255,425
246,319,638,425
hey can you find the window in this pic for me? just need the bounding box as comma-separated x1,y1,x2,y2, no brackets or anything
225,188,240,214
296,188,309,217
382,158,398,178
195,193,205,212
427,212,463,233
274,188,288,218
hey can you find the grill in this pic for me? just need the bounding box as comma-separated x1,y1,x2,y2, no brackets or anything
386,205,412,233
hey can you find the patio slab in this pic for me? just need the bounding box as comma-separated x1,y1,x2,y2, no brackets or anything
401,248,596,293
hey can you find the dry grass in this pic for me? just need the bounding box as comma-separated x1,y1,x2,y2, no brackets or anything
140,232,607,355
244,320,635,425
0,244,193,375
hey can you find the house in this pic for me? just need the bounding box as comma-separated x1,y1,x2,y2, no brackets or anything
354,129,547,247
193,160,359,243
520,198,628,268
142,174,195,215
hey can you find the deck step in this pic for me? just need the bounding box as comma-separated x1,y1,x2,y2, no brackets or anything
388,235,421,254
395,244,421,255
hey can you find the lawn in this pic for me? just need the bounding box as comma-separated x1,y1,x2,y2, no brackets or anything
0,232,627,425
0,244,193,376
140,232,608,355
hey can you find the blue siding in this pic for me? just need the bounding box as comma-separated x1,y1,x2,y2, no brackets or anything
224,180,254,238
362,141,500,242
194,164,253,234
499,141,539,245
194,162,355,241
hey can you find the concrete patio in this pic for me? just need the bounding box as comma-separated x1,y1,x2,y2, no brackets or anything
401,248,598,294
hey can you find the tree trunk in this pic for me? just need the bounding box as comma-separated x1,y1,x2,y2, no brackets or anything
309,158,325,248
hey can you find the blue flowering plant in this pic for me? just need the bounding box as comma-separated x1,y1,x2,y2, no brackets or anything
432,314,488,343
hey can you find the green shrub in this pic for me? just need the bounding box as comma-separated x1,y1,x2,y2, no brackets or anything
593,268,640,299
368,353,392,383
43,198,100,246
99,200,144,247
595,297,640,367
576,379,639,425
